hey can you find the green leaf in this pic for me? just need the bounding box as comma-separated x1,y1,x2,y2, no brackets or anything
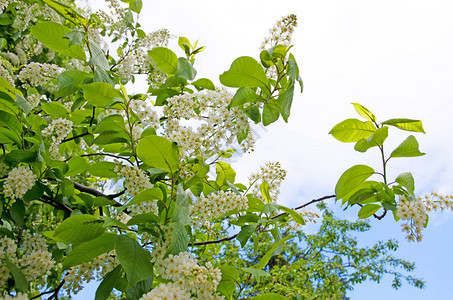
172,184,190,226
236,224,258,247
89,161,117,178
54,215,105,245
63,233,117,269
329,118,376,142
148,47,178,75
390,135,425,158
64,30,85,47
395,172,415,194
382,118,425,133
166,221,188,255
247,106,261,123
191,78,215,91
215,161,236,186
0,14,13,25
126,213,160,226
10,200,25,226
57,70,91,98
262,101,280,126
94,115,126,134
15,94,32,115
268,44,287,58
41,102,68,118
43,0,87,26
95,265,123,300
31,21,86,60
115,235,153,287
358,204,382,219
352,103,376,122
136,135,179,173
93,131,128,145
242,267,270,280
228,87,259,108
217,266,238,298
277,84,295,122
0,38,6,49
0,111,22,134
354,126,388,152
279,205,305,225
88,39,109,70
66,156,90,177
126,187,163,206
219,56,268,88
253,293,288,300
176,57,197,80
254,235,293,269
260,181,272,203
335,165,375,199
5,259,27,291
83,82,123,107
129,0,143,13
126,274,153,300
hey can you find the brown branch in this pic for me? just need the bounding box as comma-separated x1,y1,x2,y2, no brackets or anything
31,279,65,299
72,181,125,206
61,131,90,143
41,195,73,213
80,152,133,165
191,195,337,246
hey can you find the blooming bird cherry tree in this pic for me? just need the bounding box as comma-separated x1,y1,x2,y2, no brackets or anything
0,0,450,299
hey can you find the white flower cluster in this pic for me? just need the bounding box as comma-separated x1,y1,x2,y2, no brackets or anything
96,0,129,38
17,62,60,89
190,191,248,227
41,118,73,160
3,166,37,202
8,1,60,31
117,29,171,81
285,209,321,232
129,99,160,130
114,163,153,197
248,162,287,202
14,35,43,65
163,88,255,158
139,282,190,300
0,232,56,292
64,251,118,295
0,61,14,87
397,196,427,242
260,14,297,50
155,252,223,299
27,94,41,109
423,192,453,212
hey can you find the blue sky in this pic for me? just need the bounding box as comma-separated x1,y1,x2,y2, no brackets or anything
76,0,453,298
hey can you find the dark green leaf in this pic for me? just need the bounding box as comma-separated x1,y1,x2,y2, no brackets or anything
57,70,91,98
6,259,27,291
95,265,123,300
166,221,188,255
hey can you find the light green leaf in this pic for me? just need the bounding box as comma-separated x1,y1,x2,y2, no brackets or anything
176,57,197,80
335,165,375,199
354,126,388,152
352,103,376,122
228,87,259,108
129,0,143,13
67,156,90,176
395,172,415,194
277,84,295,122
329,118,376,142
54,215,105,245
191,78,215,91
166,221,188,255
136,135,179,173
0,111,22,134
254,235,293,269
89,161,117,178
382,118,425,133
41,102,68,118
115,235,153,286
262,102,280,126
358,204,381,219
279,205,305,225
216,161,236,186
83,82,123,107
260,181,272,203
93,131,129,145
242,267,270,280
126,187,163,206
57,70,91,98
219,56,268,88
15,94,32,115
390,135,425,158
148,47,178,75
63,233,117,269
217,266,239,298
253,293,288,300
43,0,87,26
172,184,190,225
88,39,109,70
94,115,126,134
31,21,86,60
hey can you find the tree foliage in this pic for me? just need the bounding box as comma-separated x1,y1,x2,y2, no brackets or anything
0,0,449,299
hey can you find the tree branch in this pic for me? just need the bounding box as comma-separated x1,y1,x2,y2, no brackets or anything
72,181,125,206
191,195,337,246
41,195,73,213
